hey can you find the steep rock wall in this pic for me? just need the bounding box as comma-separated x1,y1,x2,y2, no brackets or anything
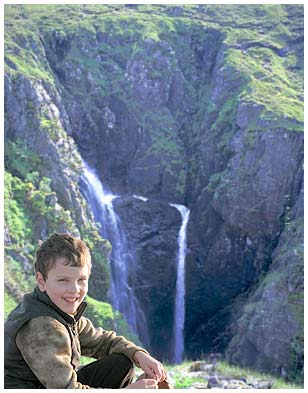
225,182,304,381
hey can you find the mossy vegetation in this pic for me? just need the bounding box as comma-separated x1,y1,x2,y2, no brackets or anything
4,140,111,321
4,292,18,320
165,360,303,389
84,296,141,344
4,252,37,322
229,46,303,126
215,360,303,389
4,4,303,125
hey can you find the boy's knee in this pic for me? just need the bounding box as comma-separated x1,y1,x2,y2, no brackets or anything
77,353,134,388
107,354,135,388
109,353,134,370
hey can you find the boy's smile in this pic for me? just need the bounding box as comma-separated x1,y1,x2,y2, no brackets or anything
36,257,90,315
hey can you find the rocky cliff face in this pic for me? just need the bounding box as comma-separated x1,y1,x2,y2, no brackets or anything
4,4,303,381
225,181,303,381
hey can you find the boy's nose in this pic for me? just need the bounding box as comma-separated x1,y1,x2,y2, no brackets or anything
67,281,80,293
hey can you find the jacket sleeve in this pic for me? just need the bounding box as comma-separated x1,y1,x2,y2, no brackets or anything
78,317,148,364
16,316,91,389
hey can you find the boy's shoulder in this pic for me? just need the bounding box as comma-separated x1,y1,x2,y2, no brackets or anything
17,316,71,349
14,316,74,385
22,316,68,334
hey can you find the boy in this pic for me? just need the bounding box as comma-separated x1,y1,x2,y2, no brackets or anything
4,233,168,389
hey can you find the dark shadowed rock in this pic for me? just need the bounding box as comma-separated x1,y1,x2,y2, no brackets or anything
113,196,182,359
225,181,303,379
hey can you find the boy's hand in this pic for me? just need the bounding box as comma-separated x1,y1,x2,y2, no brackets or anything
133,351,167,382
125,379,158,389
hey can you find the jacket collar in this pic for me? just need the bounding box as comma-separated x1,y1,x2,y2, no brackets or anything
33,286,87,324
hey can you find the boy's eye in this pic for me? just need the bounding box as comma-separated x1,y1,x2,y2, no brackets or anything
58,279,67,282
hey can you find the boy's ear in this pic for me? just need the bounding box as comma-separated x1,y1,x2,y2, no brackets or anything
36,272,46,292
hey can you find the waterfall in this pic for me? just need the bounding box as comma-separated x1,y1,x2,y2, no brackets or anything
170,203,190,364
80,161,150,347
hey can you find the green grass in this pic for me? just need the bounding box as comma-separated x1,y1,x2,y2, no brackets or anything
4,4,303,128
216,361,303,389
4,254,36,305
164,360,303,389
4,292,18,319
162,361,206,389
227,46,303,126
84,296,142,346
173,374,205,389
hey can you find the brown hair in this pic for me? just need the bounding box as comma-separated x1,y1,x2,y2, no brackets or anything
35,233,91,279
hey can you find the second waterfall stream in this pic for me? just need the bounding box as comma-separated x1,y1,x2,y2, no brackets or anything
170,203,190,364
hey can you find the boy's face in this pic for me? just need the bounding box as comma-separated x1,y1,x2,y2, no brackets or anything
36,257,90,315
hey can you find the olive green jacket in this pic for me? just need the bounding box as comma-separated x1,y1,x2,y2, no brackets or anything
4,287,147,389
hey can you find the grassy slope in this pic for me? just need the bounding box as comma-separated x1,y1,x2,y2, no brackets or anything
4,4,303,126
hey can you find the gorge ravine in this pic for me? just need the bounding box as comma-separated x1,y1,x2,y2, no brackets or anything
81,161,191,360
4,4,303,381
